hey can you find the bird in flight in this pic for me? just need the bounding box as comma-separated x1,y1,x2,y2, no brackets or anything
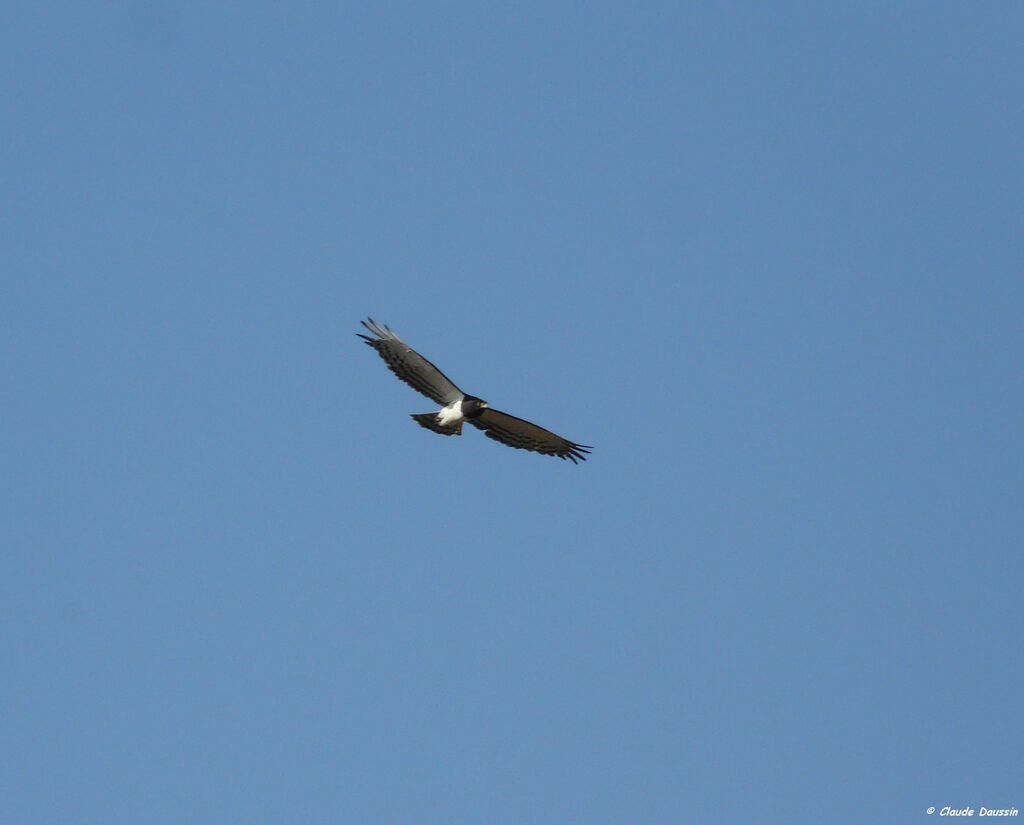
357,318,592,463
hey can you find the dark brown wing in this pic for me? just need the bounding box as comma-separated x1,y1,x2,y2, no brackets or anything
357,318,464,406
469,408,592,463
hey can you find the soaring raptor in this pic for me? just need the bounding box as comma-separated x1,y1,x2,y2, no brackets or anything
357,318,591,463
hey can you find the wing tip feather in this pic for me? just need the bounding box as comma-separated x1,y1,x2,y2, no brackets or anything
360,317,401,342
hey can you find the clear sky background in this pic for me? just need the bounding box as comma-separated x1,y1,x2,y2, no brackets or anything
3,3,1022,823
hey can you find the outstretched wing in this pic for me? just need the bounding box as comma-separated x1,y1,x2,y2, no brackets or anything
469,408,592,464
357,318,464,405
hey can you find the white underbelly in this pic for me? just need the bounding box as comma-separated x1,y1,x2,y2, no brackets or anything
437,399,464,426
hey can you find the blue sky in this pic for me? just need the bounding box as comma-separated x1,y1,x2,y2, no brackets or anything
3,3,1022,823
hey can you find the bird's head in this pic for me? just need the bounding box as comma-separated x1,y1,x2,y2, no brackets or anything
462,397,488,418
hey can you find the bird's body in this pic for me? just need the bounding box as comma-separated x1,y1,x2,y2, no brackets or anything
436,396,486,428
357,318,591,463
411,396,488,436
437,399,465,428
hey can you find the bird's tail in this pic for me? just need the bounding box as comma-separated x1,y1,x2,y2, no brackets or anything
411,413,463,436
